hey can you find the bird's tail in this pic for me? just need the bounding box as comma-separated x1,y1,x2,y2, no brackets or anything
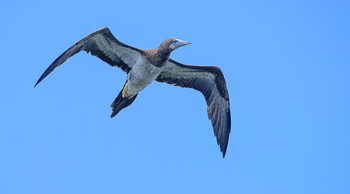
110,90,138,118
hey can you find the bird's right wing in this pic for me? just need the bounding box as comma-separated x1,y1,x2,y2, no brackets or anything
156,59,231,157
35,27,144,87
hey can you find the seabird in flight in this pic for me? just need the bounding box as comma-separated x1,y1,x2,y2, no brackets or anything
35,27,231,157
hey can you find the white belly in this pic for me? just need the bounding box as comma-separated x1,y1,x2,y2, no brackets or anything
126,59,163,96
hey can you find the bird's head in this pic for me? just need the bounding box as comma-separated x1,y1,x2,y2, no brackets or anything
153,38,192,65
161,38,192,51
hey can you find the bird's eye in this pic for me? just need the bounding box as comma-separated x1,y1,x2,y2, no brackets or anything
172,39,179,44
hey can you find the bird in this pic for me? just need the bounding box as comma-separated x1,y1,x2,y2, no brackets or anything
35,27,231,157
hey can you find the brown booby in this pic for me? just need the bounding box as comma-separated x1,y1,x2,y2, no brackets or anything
35,27,231,157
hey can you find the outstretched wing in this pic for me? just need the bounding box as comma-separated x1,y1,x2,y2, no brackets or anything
156,59,231,157
35,27,144,87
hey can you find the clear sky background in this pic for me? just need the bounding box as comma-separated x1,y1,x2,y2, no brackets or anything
1,0,349,194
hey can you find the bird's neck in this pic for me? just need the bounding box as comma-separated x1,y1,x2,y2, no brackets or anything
149,46,171,67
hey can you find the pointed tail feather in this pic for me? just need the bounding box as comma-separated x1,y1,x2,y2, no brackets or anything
110,90,138,118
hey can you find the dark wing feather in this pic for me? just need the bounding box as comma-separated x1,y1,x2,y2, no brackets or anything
35,27,144,87
156,59,231,157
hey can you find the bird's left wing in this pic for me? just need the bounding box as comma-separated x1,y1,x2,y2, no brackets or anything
156,59,231,157
35,27,144,87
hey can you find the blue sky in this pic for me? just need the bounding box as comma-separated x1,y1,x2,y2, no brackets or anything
1,0,350,193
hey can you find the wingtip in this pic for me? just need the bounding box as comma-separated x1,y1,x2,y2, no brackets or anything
222,150,227,158
220,138,229,158
34,81,39,88
110,112,116,118
34,78,42,88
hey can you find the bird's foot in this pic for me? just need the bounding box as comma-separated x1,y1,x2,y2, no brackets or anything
122,82,136,99
122,82,128,98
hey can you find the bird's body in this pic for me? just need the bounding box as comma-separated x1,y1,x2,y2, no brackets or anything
35,27,231,157
126,56,163,97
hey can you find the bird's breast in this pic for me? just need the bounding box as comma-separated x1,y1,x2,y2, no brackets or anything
126,59,163,95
